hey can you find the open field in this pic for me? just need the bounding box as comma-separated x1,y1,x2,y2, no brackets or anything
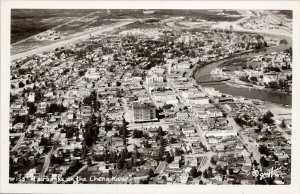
11,9,99,43
11,20,133,60
11,9,243,46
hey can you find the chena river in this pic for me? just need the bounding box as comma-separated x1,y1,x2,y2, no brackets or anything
194,33,292,105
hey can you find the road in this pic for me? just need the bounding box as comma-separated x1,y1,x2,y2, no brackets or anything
143,85,160,108
40,147,54,177
153,161,167,183
62,164,88,183
154,161,167,174
107,169,127,184
127,120,198,130
11,133,25,152
40,131,61,178
11,21,134,61
275,125,291,141
213,10,292,38
168,80,210,150
11,124,34,152
227,117,262,170
198,151,214,172
122,97,133,123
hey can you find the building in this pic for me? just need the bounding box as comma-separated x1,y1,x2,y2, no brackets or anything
145,74,164,85
205,130,237,138
152,91,177,102
182,127,196,136
132,102,157,122
27,93,35,103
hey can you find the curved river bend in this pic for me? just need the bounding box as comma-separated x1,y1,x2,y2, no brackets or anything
194,34,292,105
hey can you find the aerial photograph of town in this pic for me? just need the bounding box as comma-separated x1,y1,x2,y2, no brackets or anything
9,9,292,185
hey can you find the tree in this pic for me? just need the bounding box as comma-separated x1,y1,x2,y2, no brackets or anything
27,103,37,115
190,167,199,178
250,76,258,82
158,136,165,161
260,156,269,167
280,119,286,128
133,129,143,138
228,168,234,175
165,152,173,163
210,157,217,165
148,168,154,177
157,126,164,136
117,157,125,169
87,158,92,166
203,169,208,178
18,81,25,88
253,160,258,166
174,148,180,156
262,110,274,125
268,81,279,90
108,170,113,178
258,145,269,156
280,39,288,45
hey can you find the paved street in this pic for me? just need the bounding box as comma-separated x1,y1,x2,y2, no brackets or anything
227,117,262,170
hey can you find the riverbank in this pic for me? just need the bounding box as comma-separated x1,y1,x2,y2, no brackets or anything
202,82,292,105
224,79,291,96
257,102,291,121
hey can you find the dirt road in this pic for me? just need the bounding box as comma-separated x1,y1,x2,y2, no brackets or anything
214,10,292,38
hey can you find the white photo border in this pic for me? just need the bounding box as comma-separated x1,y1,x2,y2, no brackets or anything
1,1,300,193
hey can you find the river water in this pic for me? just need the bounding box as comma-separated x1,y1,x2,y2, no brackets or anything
194,34,292,105
202,82,292,105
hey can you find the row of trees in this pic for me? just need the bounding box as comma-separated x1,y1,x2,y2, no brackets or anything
83,90,100,111
46,103,67,113
12,114,31,126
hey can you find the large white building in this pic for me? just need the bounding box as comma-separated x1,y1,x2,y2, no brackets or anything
145,74,164,85
152,91,177,102
205,130,237,138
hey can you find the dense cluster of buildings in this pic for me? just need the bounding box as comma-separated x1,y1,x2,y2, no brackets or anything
9,24,291,185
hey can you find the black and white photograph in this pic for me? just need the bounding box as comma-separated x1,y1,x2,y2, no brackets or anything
1,1,300,194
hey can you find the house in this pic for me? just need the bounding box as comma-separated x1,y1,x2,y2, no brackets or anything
215,144,225,151
98,162,111,173
13,123,25,131
236,143,244,150
190,158,198,166
176,112,189,120
24,168,38,181
11,104,22,113
274,150,289,162
169,162,180,169
182,127,195,136
37,102,47,113
208,138,219,144
28,93,35,102
180,173,189,184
